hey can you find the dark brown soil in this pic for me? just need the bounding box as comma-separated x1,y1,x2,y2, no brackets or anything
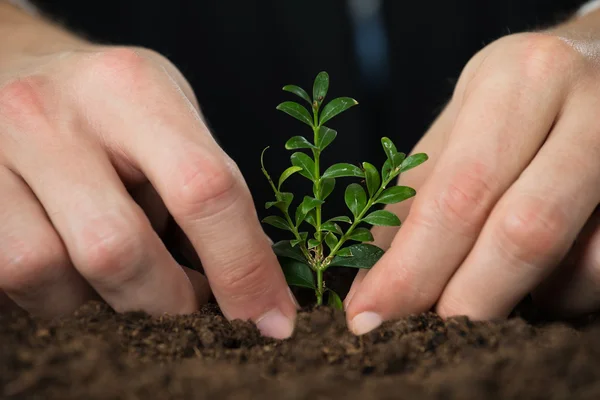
2,301,600,400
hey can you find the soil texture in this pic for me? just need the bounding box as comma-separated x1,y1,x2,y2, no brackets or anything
2,300,600,399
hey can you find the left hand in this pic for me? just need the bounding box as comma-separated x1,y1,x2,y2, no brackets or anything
344,29,600,335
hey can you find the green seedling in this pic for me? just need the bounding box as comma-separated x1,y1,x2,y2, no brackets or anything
261,71,428,308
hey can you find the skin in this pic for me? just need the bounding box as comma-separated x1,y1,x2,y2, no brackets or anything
0,3,297,339
345,11,600,334
1,3,599,339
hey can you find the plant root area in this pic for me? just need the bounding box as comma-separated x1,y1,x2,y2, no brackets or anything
2,301,600,399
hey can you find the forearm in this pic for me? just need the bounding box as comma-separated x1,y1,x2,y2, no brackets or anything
0,2,88,71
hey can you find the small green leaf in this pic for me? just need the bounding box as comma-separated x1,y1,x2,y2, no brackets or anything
327,216,352,224
277,101,314,127
291,152,316,181
313,71,329,106
285,136,316,150
300,196,324,215
282,84,311,105
295,196,324,227
382,152,406,182
322,163,364,179
330,243,385,269
362,210,401,226
316,126,337,150
362,162,381,197
278,166,303,190
304,210,317,227
308,238,321,249
290,232,308,247
400,153,429,172
319,178,336,200
327,289,344,310
265,192,294,213
322,221,343,235
319,97,358,125
348,227,374,242
381,137,398,163
262,216,292,231
376,186,416,205
272,240,307,263
325,232,339,252
345,183,367,218
336,247,353,257
279,258,315,289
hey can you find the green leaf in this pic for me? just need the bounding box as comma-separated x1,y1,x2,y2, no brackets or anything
295,196,324,227
279,258,315,289
316,126,337,150
382,153,406,182
322,221,343,235
327,216,352,224
319,97,358,125
322,163,364,179
348,227,374,242
324,232,339,252
319,178,336,200
276,101,314,127
362,210,401,226
282,84,311,105
400,153,428,172
313,71,329,106
265,192,294,213
278,166,303,190
362,162,381,197
345,183,367,218
304,210,317,227
376,186,416,205
327,289,344,310
330,243,384,269
291,152,316,181
336,247,353,257
272,240,307,263
300,196,324,215
290,232,308,247
262,216,292,231
381,137,398,163
285,136,316,150
308,238,321,249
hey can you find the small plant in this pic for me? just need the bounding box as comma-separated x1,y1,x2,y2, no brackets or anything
261,72,428,308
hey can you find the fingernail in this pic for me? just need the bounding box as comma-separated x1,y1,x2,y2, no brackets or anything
287,287,300,309
256,308,295,339
350,311,382,335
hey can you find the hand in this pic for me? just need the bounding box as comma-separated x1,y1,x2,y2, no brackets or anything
345,31,600,335
0,46,297,338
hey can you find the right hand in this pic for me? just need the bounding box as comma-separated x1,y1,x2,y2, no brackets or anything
0,46,297,339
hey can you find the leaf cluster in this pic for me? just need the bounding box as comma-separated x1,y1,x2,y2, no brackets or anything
261,72,428,307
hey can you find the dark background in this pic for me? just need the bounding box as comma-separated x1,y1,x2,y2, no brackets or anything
32,0,586,239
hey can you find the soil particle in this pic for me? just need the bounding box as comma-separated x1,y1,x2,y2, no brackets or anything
2,301,600,399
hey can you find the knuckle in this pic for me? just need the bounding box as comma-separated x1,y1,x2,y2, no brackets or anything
495,197,568,266
512,33,580,83
81,47,155,94
414,162,496,237
216,252,273,301
168,152,241,218
0,77,50,124
0,235,65,292
74,214,147,283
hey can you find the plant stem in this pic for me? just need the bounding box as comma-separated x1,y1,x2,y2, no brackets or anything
316,267,324,305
